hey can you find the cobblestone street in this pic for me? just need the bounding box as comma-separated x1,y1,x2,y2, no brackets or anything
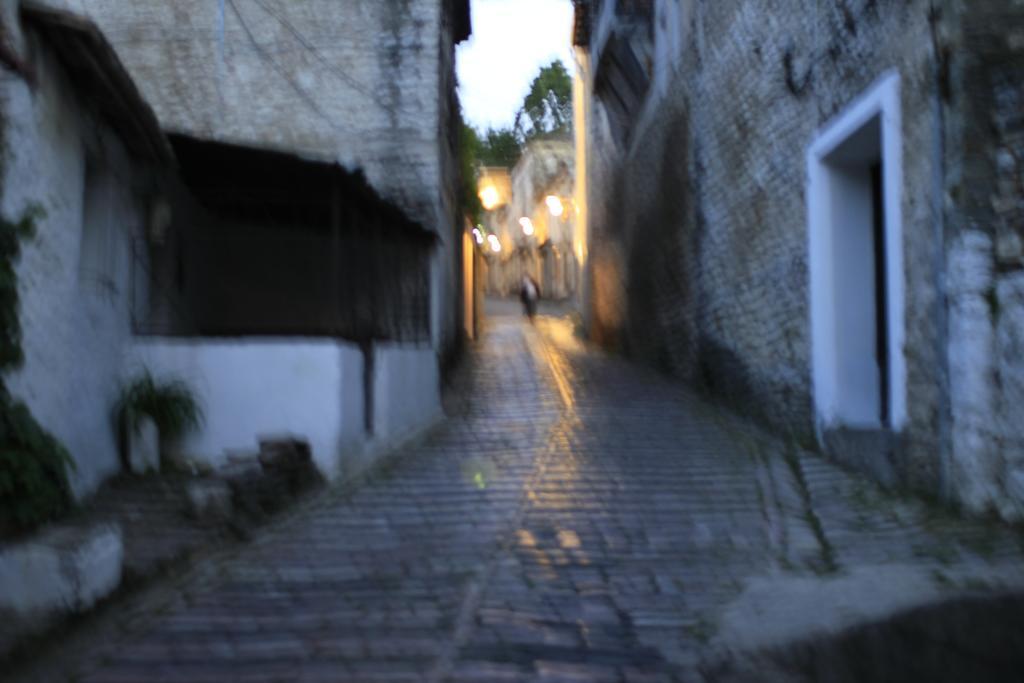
13,305,1024,683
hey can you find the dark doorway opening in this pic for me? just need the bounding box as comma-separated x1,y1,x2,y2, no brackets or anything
870,162,889,426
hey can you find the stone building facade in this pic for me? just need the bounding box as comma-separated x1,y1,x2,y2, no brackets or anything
481,140,578,299
574,0,1024,519
0,0,470,497
509,139,578,300
35,0,470,357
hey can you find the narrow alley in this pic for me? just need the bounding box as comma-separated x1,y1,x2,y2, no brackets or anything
4,2,1024,680
13,306,1024,683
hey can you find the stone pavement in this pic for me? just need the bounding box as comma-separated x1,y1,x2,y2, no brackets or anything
7,307,1024,682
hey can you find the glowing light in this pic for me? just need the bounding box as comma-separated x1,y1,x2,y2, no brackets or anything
557,529,581,549
545,195,564,217
460,457,496,489
472,228,483,245
519,217,534,236
516,530,537,548
479,186,500,210
487,234,501,253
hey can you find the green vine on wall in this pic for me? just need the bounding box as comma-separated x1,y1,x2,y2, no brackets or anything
0,207,41,367
0,206,75,538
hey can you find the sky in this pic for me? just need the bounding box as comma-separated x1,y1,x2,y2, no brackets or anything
456,0,575,132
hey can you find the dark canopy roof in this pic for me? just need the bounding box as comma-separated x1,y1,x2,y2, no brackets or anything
169,134,436,245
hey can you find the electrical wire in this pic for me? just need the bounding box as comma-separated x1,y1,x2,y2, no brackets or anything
250,0,423,119
250,0,374,101
226,0,346,134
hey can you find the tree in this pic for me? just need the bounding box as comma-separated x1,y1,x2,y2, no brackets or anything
459,122,484,225
478,127,521,168
514,60,572,144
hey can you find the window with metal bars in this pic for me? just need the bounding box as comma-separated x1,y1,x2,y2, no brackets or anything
134,135,434,344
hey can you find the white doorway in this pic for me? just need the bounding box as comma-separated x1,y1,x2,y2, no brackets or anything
807,72,906,435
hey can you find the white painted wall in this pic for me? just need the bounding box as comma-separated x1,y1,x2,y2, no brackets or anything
0,523,122,616
996,272,1024,519
130,339,364,479
372,344,442,453
947,231,999,512
1,31,147,497
946,231,1024,519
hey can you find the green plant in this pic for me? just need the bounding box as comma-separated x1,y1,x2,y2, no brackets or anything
115,371,203,443
459,120,484,226
0,206,42,369
0,389,74,536
478,126,521,168
0,205,77,537
986,286,1000,320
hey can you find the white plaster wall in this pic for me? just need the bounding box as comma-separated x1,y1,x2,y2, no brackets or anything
130,339,364,479
946,231,1024,520
1,33,144,497
947,231,1000,513
372,344,441,452
0,523,122,616
996,272,1024,519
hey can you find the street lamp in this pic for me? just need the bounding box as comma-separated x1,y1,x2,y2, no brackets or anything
479,186,500,211
487,234,501,253
519,217,534,236
545,195,564,217
472,227,484,245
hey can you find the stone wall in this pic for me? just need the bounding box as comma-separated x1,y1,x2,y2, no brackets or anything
580,0,1024,514
942,1,1024,517
436,0,463,357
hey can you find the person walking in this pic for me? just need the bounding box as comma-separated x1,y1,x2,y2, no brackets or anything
519,274,540,322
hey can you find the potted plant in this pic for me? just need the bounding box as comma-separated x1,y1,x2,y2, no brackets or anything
115,372,203,473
